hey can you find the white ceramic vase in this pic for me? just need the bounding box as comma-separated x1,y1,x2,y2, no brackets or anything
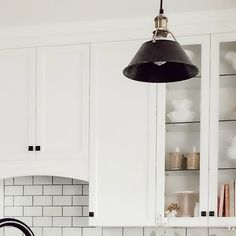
225,51,236,71
227,136,236,160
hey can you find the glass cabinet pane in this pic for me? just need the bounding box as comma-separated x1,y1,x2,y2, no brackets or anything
164,44,202,218
217,41,236,218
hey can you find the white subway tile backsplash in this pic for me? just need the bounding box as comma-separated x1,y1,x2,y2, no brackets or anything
73,179,87,185
3,175,90,236
63,206,82,216
34,176,53,185
103,228,122,236
43,228,61,236
5,207,23,216
53,196,72,206
43,186,62,195
73,196,89,205
53,177,72,185
63,228,82,236
17,217,33,226
72,217,88,227
2,176,91,236
53,217,72,227
82,206,89,216
31,227,43,236
4,178,14,186
63,185,82,195
24,186,42,196
83,228,102,236
144,228,164,236
83,185,89,195
43,207,62,216
187,228,208,236
124,228,143,236
14,196,32,206
4,227,22,236
165,228,186,236
209,228,227,236
5,186,23,196
33,217,52,227
4,197,13,206
34,196,52,206
24,207,43,216
14,176,33,185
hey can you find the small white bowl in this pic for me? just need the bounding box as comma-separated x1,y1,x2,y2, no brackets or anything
225,51,236,71
172,99,193,112
227,146,236,160
167,110,195,122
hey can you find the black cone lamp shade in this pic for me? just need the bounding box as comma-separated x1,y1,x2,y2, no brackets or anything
123,40,199,83
123,0,199,83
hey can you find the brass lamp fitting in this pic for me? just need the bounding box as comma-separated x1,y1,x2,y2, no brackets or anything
153,14,168,38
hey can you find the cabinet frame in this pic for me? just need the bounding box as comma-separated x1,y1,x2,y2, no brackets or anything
209,32,236,227
35,44,90,161
89,41,157,226
156,34,211,227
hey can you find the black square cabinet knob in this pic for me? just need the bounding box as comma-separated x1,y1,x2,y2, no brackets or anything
201,211,207,217
209,211,215,217
89,212,94,217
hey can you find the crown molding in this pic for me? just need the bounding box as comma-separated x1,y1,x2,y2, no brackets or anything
0,8,234,49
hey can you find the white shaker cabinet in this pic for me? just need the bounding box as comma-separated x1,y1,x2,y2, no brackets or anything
0,44,90,180
0,48,36,160
89,41,157,226
36,45,90,160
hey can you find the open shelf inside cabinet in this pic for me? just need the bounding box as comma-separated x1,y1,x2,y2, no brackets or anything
166,121,200,132
165,169,199,176
219,74,236,88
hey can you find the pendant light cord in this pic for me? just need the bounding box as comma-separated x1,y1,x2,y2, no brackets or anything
159,0,164,14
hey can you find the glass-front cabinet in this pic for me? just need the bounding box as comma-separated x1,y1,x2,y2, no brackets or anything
156,35,210,227
209,32,236,227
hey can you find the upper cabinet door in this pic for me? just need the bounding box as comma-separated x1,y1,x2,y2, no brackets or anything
89,41,156,226
0,48,36,160
156,35,210,227
36,44,89,160
209,32,236,227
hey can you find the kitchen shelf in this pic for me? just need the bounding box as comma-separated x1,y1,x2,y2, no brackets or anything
166,76,201,90
219,73,236,88
166,121,200,125
166,121,200,132
219,119,236,123
219,119,236,130
165,169,199,176
218,167,236,171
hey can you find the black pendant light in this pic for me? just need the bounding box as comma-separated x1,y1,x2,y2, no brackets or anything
123,0,199,83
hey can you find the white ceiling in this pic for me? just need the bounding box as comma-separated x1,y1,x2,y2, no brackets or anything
0,0,235,28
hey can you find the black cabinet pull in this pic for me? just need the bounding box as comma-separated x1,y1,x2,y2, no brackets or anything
28,146,34,151
209,211,215,217
35,146,41,151
89,212,94,217
201,211,207,217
